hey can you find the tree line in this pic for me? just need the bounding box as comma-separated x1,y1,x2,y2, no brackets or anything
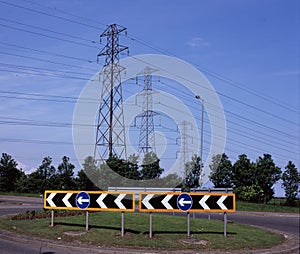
209,153,299,206
0,152,299,206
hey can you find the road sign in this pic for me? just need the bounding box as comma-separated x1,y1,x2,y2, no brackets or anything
76,192,90,209
139,192,235,212
44,191,135,211
177,193,193,211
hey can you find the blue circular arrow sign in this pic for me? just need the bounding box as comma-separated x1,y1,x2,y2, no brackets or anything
177,193,193,211
76,192,90,209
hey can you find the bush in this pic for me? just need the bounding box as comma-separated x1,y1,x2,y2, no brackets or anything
234,184,264,202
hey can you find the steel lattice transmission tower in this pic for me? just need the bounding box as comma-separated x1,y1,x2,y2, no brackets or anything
135,67,160,155
177,121,193,177
94,24,128,161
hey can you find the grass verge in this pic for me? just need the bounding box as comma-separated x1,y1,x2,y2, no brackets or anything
0,211,284,251
0,192,41,198
236,200,299,213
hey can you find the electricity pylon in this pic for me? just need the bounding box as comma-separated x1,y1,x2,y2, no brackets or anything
94,24,128,161
135,66,160,155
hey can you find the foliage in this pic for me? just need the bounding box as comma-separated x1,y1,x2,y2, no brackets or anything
53,156,76,190
159,173,182,188
254,154,281,204
182,154,203,191
232,154,256,187
76,156,100,190
282,161,300,206
28,156,56,193
106,154,140,180
0,153,24,191
232,154,262,201
234,184,264,202
140,152,164,180
209,153,233,188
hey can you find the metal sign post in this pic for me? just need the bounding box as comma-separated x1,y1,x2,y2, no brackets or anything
121,212,125,237
51,210,54,227
224,212,227,237
187,212,190,237
149,212,153,238
86,211,89,232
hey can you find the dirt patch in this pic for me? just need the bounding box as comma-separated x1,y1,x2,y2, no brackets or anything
181,238,209,246
63,231,87,237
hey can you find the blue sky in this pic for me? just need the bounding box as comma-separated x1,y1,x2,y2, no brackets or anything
0,0,299,195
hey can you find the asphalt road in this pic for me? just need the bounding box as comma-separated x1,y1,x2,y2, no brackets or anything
0,195,299,253
191,211,300,236
0,195,43,217
0,235,85,254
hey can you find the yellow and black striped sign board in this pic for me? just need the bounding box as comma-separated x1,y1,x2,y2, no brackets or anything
44,190,135,212
139,192,235,212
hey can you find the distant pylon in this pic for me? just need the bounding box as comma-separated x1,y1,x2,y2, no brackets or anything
94,24,128,161
177,121,193,177
135,66,160,155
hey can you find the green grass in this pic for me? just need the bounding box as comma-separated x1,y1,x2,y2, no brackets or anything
0,211,283,251
0,191,41,198
237,199,300,213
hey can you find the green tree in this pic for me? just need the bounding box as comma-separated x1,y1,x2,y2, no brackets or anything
15,156,56,194
106,154,140,180
209,153,233,188
255,154,281,204
54,156,76,189
232,154,256,187
232,154,264,201
15,174,31,193
282,161,300,206
140,152,163,180
160,173,183,188
182,155,203,191
36,156,56,180
0,153,23,191
76,156,100,190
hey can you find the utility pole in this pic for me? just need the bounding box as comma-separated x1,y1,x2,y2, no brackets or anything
135,66,159,156
94,24,128,161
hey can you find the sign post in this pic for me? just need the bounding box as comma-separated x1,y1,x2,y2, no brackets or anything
149,212,153,238
86,211,89,232
51,210,54,227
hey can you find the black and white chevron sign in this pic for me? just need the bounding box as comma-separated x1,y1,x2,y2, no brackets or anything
139,192,235,212
44,191,135,211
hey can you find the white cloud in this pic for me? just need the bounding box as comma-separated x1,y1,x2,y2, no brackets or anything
187,37,209,48
16,161,26,170
24,167,36,175
16,161,36,175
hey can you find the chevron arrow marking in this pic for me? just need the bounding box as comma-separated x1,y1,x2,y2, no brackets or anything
142,194,154,209
96,193,107,208
46,193,56,207
114,194,126,209
161,194,173,209
217,196,228,210
62,193,73,208
199,195,210,210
